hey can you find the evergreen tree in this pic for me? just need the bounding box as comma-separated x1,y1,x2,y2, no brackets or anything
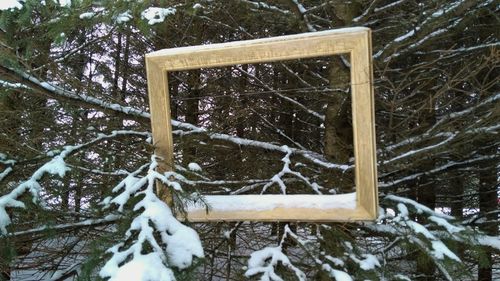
1,0,498,280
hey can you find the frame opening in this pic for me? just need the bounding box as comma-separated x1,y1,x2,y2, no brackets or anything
146,28,378,222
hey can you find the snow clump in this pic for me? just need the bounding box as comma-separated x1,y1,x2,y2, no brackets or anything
79,12,95,19
58,0,71,7
141,7,176,25
188,162,202,172
116,11,132,23
0,0,22,10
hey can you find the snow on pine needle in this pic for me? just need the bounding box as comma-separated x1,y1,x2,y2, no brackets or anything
100,155,203,281
363,195,474,281
244,223,379,281
245,224,307,281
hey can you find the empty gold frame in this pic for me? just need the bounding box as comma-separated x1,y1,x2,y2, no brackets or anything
146,27,378,222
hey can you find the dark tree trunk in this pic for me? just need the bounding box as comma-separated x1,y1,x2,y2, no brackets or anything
112,32,122,99
478,159,498,281
415,178,436,281
450,169,465,259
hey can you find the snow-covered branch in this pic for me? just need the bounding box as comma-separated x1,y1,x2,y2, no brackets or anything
245,224,306,281
0,153,15,181
0,65,150,121
0,130,149,234
235,66,325,121
237,0,291,15
375,0,487,59
290,0,317,32
379,93,500,165
379,154,497,188
260,146,323,194
8,214,120,237
427,92,500,134
100,156,203,281
2,65,354,174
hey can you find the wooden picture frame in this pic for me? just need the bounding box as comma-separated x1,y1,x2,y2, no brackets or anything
146,27,378,222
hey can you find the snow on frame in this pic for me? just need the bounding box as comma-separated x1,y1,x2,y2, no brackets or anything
185,193,357,213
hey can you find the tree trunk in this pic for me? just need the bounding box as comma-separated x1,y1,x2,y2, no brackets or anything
324,57,353,193
449,169,465,259
112,32,122,99
478,158,498,281
415,177,436,281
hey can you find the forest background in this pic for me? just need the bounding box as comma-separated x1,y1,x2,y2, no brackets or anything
0,0,498,280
